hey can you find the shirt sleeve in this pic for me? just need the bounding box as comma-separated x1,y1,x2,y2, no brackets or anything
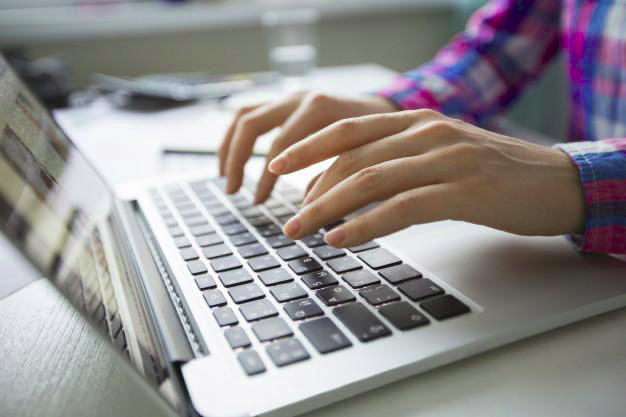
556,140,626,254
377,0,561,125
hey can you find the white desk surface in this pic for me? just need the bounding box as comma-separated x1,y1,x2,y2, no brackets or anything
2,65,626,417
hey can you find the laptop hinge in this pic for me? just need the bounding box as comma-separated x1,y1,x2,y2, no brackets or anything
111,199,197,415
113,199,196,364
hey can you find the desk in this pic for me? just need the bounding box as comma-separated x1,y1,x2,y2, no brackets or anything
2,65,626,417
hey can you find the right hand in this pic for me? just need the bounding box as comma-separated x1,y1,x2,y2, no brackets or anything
218,91,398,203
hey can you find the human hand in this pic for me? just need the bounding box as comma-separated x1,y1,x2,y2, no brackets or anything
218,92,397,202
267,109,585,247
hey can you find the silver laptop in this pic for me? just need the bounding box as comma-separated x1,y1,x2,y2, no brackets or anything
2,54,626,417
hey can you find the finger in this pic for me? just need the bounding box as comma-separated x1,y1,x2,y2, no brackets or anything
268,111,415,175
324,182,461,248
254,160,279,204
302,130,412,206
253,100,337,203
283,155,448,239
218,104,261,176
302,117,461,206
224,97,300,193
305,172,323,197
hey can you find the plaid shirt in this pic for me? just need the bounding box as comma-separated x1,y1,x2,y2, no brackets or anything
378,0,626,254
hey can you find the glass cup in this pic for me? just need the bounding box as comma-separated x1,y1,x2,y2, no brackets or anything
261,8,320,89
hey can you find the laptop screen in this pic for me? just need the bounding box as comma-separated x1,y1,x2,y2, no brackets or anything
0,55,114,282
0,55,166,382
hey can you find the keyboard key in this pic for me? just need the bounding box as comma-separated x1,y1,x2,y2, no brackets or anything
264,197,282,209
202,244,232,259
213,306,238,326
168,226,184,237
252,317,293,342
215,213,238,226
238,243,268,259
173,236,191,248
316,285,355,306
195,274,217,290
196,234,223,247
258,224,282,237
270,282,307,303
334,302,391,342
249,216,273,228
203,289,227,308
313,245,346,260
276,245,308,261
190,224,215,237
177,206,197,216
420,295,470,320
183,215,208,227
229,232,257,247
301,233,325,248
228,282,265,304
231,197,251,210
238,350,265,376
266,234,295,249
327,257,362,274
379,264,422,285
241,207,264,219
342,270,380,289
206,205,230,217
248,255,280,272
360,284,401,306
348,241,380,253
357,248,402,270
218,269,253,287
269,205,294,218
276,214,293,225
323,219,345,232
398,278,444,301
187,260,207,275
174,203,198,216
180,247,199,261
210,256,242,272
379,301,430,330
283,298,324,321
239,299,278,322
289,257,323,275
223,222,248,236
300,317,352,354
224,326,251,349
162,216,178,227
266,338,310,367
301,270,338,290
258,268,293,286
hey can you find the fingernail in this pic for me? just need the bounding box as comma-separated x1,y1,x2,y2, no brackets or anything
283,217,301,237
325,227,346,246
269,157,287,174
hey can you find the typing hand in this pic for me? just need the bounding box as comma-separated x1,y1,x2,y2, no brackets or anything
218,92,397,203
267,109,585,247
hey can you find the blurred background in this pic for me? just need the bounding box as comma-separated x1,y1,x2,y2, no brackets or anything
0,0,567,139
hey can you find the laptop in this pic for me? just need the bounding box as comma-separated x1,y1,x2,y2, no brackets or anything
1,53,626,417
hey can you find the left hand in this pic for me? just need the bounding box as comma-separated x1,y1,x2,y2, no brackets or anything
267,109,586,248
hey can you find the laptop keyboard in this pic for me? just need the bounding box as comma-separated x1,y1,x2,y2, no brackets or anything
149,178,471,376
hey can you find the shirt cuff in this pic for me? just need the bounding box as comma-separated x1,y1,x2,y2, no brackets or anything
555,141,626,254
